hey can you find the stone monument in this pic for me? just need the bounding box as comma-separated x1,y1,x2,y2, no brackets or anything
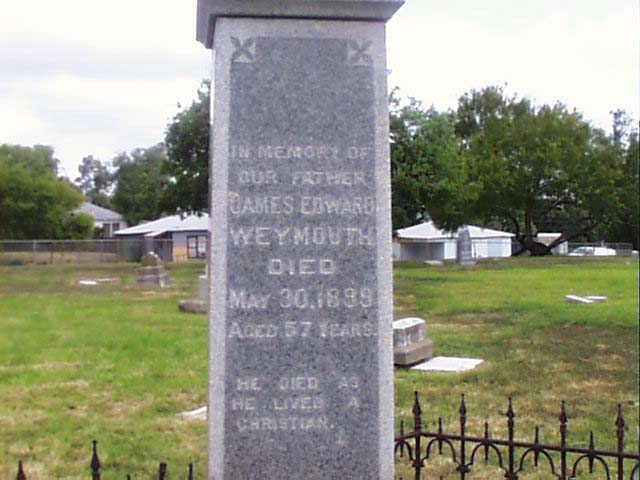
198,1,403,477
137,252,170,288
393,317,435,366
456,227,475,265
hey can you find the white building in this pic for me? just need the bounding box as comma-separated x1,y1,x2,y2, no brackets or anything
393,221,514,261
114,213,209,262
75,202,127,237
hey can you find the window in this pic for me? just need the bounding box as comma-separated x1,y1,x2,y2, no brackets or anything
187,235,207,259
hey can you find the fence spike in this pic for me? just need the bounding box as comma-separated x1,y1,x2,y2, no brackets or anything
588,431,595,473
16,460,26,480
91,440,101,480
459,393,467,416
158,461,167,480
484,420,490,463
615,403,625,433
506,397,515,420
534,426,540,467
559,401,568,479
412,391,422,419
438,417,444,454
559,400,568,425
399,420,405,458
412,391,422,434
616,404,625,478
188,463,194,480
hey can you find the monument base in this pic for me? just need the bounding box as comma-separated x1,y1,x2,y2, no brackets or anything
394,338,435,367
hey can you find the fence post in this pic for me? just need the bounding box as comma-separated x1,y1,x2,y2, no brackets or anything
559,401,568,480
412,391,423,480
16,460,26,480
32,241,36,265
506,397,517,480
90,440,101,480
458,394,468,479
615,404,625,479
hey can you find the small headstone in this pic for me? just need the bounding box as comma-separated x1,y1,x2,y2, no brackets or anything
137,252,170,288
78,280,97,286
630,250,639,261
393,317,435,366
456,227,475,265
411,356,484,373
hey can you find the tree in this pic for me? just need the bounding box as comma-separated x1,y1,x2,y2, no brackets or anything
0,144,88,239
74,155,112,208
604,110,639,250
390,94,472,230
162,81,210,214
111,144,169,225
453,86,620,256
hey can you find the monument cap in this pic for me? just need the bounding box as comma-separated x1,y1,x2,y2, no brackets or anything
197,0,405,48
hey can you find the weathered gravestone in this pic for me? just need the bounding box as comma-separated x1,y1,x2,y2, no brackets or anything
456,227,475,265
392,317,435,366
198,0,403,478
137,252,170,288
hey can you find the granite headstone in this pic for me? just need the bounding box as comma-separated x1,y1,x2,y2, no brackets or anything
199,1,402,478
456,227,475,265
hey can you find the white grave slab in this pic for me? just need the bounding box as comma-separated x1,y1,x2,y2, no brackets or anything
410,356,484,373
585,295,607,303
565,295,594,304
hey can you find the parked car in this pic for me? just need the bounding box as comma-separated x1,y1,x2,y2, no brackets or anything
568,246,617,257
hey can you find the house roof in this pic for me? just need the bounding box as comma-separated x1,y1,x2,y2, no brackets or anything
395,221,514,241
75,202,125,222
114,213,209,237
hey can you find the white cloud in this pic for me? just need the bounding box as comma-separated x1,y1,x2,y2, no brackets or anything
1,0,637,179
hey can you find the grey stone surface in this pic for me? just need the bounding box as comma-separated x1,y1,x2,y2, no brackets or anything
179,299,208,314
411,356,484,373
197,0,404,48
207,14,395,479
456,227,475,265
199,274,209,303
141,252,162,266
137,253,170,288
394,338,435,366
393,317,426,348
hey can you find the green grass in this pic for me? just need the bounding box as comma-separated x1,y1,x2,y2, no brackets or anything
0,258,637,478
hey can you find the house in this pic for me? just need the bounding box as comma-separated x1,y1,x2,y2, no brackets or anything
75,202,127,237
393,221,514,261
535,233,569,255
114,213,209,262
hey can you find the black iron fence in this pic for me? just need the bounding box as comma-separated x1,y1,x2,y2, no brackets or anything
15,441,194,480
12,395,640,479
395,393,640,480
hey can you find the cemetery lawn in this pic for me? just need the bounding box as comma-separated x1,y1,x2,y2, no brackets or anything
0,258,637,478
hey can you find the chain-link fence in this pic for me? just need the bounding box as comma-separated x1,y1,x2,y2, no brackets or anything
0,239,174,265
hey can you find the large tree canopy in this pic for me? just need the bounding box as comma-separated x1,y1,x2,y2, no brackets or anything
390,94,473,230
162,81,210,214
74,155,112,208
0,144,91,239
452,86,622,255
111,144,169,225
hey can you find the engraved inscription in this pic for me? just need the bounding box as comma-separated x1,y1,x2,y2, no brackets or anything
223,35,379,478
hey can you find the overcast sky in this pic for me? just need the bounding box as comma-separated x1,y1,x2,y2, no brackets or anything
1,0,637,179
